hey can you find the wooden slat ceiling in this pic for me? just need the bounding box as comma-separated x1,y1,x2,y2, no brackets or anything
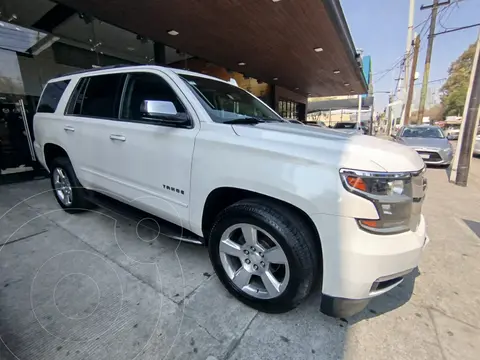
56,0,367,97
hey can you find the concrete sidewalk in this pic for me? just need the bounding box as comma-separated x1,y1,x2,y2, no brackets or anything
1,161,480,359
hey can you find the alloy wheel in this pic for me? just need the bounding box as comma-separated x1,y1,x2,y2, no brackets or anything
218,223,290,299
53,167,73,206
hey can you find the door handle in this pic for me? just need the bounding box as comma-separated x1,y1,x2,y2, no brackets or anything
64,126,75,132
109,134,126,142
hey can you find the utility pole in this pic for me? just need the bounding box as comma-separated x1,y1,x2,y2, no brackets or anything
417,0,450,123
450,31,480,186
405,35,421,124
400,0,416,128
386,95,394,135
357,95,362,127
404,0,416,95
369,105,375,135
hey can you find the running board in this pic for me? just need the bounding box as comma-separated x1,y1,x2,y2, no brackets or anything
86,191,205,246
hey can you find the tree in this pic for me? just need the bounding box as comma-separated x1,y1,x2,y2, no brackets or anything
440,43,476,117
411,104,444,123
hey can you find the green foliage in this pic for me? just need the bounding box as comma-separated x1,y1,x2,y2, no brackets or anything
440,43,476,117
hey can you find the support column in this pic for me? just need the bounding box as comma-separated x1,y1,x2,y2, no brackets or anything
153,43,166,65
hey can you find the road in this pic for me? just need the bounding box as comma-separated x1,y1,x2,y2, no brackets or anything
0,158,479,360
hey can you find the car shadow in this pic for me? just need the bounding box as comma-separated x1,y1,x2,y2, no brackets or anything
463,218,480,239
347,267,420,324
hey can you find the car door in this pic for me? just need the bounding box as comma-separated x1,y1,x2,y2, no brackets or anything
67,73,126,193
102,70,200,226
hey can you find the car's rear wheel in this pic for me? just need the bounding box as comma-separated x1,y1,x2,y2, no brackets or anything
50,157,91,213
208,198,319,313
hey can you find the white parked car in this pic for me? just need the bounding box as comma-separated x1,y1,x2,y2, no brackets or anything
333,122,366,135
444,126,460,140
33,65,428,317
474,135,480,156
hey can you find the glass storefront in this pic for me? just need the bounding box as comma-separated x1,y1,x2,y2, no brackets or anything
0,17,157,178
0,24,55,177
0,3,306,179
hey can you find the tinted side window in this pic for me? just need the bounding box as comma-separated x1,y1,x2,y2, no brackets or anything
121,73,185,121
81,74,124,118
37,80,70,113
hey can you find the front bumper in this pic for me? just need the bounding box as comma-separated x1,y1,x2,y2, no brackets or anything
413,148,452,165
311,213,428,317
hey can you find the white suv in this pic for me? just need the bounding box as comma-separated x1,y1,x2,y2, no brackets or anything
33,65,428,317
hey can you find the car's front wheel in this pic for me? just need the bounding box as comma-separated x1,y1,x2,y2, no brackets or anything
208,199,320,313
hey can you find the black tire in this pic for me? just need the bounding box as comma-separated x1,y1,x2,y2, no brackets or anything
208,198,321,313
49,157,92,213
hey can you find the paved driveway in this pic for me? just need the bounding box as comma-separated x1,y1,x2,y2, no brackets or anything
1,162,480,360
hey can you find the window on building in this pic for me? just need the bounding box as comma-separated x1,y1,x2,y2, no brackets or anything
121,73,185,121
80,74,124,118
278,99,299,120
279,100,286,118
37,80,70,113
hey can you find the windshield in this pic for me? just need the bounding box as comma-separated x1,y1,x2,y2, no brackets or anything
179,74,283,123
334,123,357,129
401,127,445,139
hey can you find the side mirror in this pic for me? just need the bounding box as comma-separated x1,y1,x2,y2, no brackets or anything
140,100,189,125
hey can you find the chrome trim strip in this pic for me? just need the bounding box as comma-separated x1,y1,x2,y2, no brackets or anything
369,278,404,297
339,168,413,179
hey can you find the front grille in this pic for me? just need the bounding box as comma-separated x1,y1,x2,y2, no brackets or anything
416,150,442,161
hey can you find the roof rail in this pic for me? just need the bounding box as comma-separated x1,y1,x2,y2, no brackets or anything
53,64,139,79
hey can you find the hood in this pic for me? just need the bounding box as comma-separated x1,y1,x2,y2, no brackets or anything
398,137,449,149
232,122,424,172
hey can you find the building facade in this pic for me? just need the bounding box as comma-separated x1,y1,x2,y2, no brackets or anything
0,0,366,179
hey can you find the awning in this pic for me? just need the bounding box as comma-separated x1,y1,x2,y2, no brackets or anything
53,0,367,97
308,95,374,112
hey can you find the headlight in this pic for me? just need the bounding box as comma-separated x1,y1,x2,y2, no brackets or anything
340,169,414,234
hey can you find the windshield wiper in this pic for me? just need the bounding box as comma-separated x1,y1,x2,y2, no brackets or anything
223,117,265,125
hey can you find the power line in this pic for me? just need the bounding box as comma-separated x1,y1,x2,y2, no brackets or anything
372,55,406,76
374,5,438,83
413,77,447,85
433,23,480,36
374,0,455,90
414,11,432,31
437,0,458,30
375,59,404,84
393,61,405,95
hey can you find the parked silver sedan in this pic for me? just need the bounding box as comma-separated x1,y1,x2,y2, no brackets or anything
392,125,453,166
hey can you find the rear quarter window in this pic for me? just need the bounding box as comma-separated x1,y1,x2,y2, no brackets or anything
37,80,70,113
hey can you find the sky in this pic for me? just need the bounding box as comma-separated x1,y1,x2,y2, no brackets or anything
340,0,480,112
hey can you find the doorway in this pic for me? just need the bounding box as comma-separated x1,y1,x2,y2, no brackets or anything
0,93,43,182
